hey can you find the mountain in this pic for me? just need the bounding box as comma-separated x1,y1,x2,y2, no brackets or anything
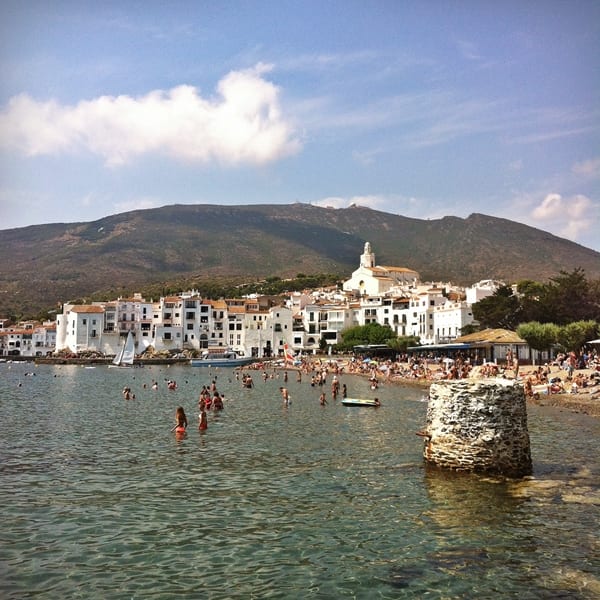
2,203,599,317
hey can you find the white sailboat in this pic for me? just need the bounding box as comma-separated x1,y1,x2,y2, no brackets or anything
110,331,135,367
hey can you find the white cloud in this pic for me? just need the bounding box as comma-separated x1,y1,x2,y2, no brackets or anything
572,157,600,179
530,192,595,241
112,196,163,215
0,64,301,167
312,195,387,211
311,194,422,214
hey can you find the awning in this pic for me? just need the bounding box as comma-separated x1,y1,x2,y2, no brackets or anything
407,343,472,351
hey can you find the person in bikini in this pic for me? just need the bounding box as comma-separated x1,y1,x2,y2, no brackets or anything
174,406,188,432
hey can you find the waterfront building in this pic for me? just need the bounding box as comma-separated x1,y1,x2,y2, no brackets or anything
0,321,56,357
55,305,105,354
150,295,184,353
243,304,294,358
300,301,356,351
43,243,479,357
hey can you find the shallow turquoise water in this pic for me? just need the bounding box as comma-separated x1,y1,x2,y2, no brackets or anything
0,362,598,599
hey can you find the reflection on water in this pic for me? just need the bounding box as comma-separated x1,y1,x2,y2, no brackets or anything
0,362,599,598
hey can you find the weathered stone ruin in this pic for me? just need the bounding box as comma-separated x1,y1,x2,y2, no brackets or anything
421,379,532,477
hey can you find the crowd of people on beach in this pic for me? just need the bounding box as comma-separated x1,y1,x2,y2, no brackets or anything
522,350,600,399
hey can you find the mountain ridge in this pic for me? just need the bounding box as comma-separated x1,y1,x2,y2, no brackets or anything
1,203,599,318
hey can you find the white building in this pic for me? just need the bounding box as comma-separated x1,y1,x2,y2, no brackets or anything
48,243,481,356
342,242,420,296
55,305,106,354
0,321,56,357
465,279,503,304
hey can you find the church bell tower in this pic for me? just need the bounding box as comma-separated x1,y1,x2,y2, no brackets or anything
360,242,375,268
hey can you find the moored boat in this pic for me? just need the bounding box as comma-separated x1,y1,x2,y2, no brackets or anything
341,397,381,407
190,350,256,368
109,331,136,368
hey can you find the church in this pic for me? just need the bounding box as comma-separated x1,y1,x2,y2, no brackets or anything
342,242,420,296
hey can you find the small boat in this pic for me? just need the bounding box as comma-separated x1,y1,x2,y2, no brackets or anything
190,350,256,368
109,331,135,368
341,398,381,407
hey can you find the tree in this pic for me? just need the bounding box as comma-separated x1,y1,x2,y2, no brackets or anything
339,323,396,350
386,335,420,352
556,320,598,352
472,285,521,329
516,322,560,362
459,323,480,336
516,279,547,322
538,269,595,325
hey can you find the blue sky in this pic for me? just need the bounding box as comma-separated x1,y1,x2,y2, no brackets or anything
1,1,599,251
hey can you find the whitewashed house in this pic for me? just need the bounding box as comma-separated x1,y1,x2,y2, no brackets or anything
465,280,503,304
55,305,105,354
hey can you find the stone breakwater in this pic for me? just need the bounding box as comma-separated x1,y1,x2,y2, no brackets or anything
422,379,532,477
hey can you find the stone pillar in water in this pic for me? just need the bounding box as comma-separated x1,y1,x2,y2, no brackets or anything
422,379,532,477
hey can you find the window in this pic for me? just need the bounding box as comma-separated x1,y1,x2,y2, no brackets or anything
82,319,87,325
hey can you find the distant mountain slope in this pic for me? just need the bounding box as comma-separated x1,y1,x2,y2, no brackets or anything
1,203,599,317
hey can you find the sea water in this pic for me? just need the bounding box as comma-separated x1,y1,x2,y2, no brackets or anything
0,362,598,599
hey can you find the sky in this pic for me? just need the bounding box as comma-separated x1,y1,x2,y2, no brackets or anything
1,1,599,251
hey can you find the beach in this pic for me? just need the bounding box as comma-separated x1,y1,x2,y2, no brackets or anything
270,358,600,418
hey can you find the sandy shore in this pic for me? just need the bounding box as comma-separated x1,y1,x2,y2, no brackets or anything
517,365,600,417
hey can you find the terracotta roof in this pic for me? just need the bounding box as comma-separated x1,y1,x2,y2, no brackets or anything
227,305,246,314
380,266,419,273
71,305,105,313
0,329,34,336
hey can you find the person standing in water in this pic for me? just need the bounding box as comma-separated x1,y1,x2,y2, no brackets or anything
280,386,290,407
198,406,208,430
174,406,188,432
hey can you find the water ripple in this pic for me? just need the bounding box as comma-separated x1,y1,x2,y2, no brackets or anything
0,363,598,598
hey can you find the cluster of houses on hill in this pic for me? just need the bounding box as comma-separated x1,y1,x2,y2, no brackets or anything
1,243,506,360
